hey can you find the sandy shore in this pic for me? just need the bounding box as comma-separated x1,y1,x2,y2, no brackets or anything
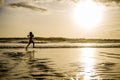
0,50,67,80
0,48,120,80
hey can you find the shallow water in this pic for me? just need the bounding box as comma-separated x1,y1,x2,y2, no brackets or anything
0,48,120,80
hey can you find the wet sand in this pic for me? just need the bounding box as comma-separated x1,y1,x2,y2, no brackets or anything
0,48,120,80
0,49,66,80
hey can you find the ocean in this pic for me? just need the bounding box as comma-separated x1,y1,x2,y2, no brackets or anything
0,41,120,80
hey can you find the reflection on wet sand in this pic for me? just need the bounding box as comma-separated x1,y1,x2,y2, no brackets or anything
80,48,96,80
0,48,120,80
69,48,97,80
26,50,35,60
62,48,120,80
0,50,65,80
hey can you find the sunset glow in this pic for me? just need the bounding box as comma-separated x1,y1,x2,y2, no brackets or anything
73,0,105,30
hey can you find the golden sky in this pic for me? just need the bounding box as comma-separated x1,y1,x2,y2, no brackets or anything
0,0,120,39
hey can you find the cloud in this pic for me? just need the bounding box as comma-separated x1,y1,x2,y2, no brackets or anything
68,0,120,6
9,2,47,11
96,0,120,7
5,0,120,12
0,0,4,7
97,0,120,3
69,0,120,6
95,0,120,4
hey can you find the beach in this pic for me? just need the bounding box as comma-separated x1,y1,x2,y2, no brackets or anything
0,45,120,80
1,0,120,79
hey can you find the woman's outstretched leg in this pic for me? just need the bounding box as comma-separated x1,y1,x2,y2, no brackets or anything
26,42,30,51
32,41,35,48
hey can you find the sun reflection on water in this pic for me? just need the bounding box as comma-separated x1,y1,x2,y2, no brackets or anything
79,48,96,80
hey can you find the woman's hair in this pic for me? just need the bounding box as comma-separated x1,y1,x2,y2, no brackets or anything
29,32,32,35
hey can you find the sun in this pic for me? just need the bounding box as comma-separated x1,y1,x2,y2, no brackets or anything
73,0,105,30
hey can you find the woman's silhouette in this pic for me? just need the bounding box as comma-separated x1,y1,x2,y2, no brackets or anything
26,32,35,50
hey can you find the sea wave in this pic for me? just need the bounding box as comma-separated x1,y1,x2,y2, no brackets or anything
0,43,120,48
